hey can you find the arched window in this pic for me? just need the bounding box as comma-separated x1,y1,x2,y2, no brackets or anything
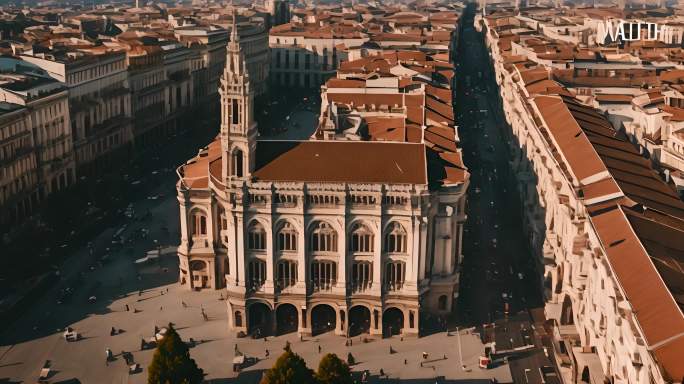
248,221,266,250
192,211,207,236
232,149,244,177
277,260,297,290
384,222,407,253
310,221,337,252
384,261,405,291
277,222,298,251
350,223,374,253
438,295,448,311
311,260,337,291
248,259,266,291
352,261,372,292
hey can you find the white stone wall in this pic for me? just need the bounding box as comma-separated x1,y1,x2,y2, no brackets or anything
482,18,671,384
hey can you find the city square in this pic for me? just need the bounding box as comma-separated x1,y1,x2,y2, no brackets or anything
0,192,511,383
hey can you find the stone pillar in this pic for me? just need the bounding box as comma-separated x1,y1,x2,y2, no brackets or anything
372,220,382,295
335,306,344,336
336,218,347,295
370,307,382,336
265,219,274,293
297,219,306,290
235,213,245,286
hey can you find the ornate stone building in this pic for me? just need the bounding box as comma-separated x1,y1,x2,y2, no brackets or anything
176,15,468,338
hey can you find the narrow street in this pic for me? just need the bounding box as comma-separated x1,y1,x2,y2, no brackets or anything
455,3,541,331
454,6,561,382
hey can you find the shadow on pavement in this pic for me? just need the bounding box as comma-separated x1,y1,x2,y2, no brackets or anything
0,253,179,345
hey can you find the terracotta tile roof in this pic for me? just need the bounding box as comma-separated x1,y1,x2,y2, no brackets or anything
594,94,634,104
534,96,608,184
591,206,684,382
180,138,221,189
662,105,684,122
253,141,427,184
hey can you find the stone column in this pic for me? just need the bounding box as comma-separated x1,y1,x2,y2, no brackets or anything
235,213,245,287
335,307,344,336
370,307,382,336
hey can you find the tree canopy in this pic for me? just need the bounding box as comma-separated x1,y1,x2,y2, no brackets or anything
316,353,352,384
147,324,204,384
260,344,316,384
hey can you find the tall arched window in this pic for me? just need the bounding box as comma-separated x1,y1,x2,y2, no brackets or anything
192,211,207,236
310,221,337,252
438,295,448,311
248,259,266,291
384,261,405,291
232,149,244,177
352,261,372,292
277,222,298,251
384,222,407,253
277,260,297,290
311,260,337,291
350,223,373,253
248,221,266,250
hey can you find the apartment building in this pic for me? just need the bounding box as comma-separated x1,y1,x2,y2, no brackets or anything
480,11,684,384
0,66,74,225
269,23,367,88
175,15,468,338
20,49,132,176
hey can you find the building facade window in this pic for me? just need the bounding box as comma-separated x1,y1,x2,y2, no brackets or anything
277,222,298,251
232,149,244,177
384,222,407,253
277,260,297,290
310,221,337,252
350,223,374,253
384,261,405,291
192,212,207,236
248,259,266,291
352,261,372,293
438,295,448,311
248,221,266,250
311,260,336,291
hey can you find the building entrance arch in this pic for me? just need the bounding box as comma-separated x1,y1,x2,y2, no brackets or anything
311,304,336,336
276,303,299,335
348,305,371,337
383,307,404,337
248,302,271,337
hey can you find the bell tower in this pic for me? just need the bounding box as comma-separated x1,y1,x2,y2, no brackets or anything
220,9,257,183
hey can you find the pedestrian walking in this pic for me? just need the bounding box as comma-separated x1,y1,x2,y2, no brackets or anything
125,304,130,312
160,306,163,311
265,349,270,357
154,325,159,334
318,345,321,353
379,369,385,377
404,359,407,365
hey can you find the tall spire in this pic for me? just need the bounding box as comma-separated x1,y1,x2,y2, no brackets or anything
231,8,240,46
219,3,256,182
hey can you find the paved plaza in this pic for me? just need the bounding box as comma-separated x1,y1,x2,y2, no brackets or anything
0,188,512,384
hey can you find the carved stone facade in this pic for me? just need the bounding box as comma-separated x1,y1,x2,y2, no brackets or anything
176,13,468,338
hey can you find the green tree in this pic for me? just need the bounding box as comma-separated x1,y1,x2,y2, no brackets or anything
260,344,315,384
316,353,352,384
147,324,204,384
